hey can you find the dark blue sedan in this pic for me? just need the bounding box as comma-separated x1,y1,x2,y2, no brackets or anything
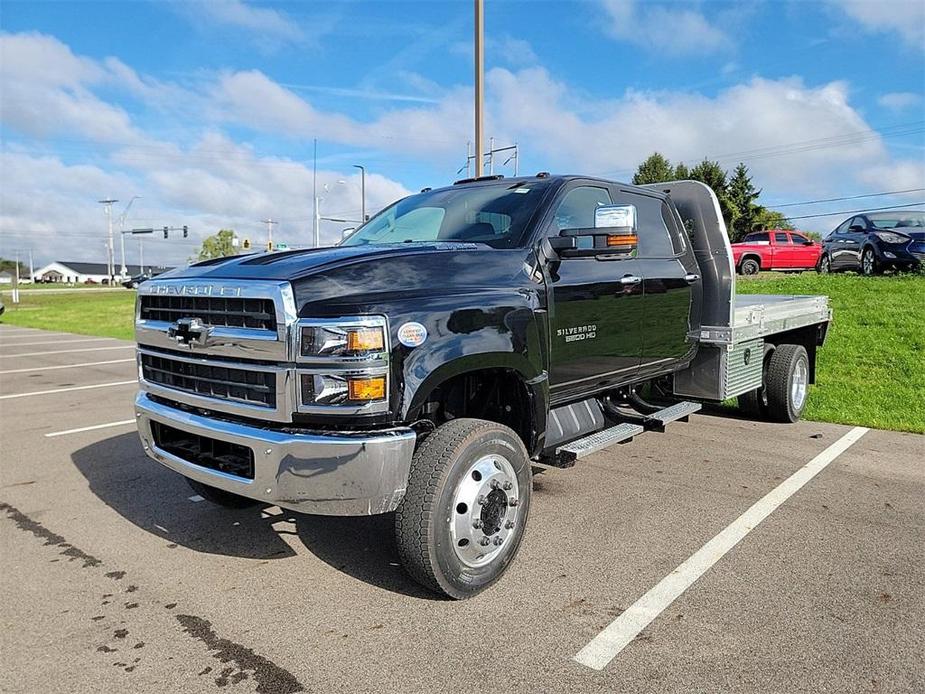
818,210,925,275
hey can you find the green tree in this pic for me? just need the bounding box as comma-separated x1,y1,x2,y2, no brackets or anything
0,258,28,278
196,229,237,261
674,162,690,180
632,152,676,185
689,159,738,231
751,207,794,231
726,163,761,241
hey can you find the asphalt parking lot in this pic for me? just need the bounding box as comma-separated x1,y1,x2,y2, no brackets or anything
1,324,923,694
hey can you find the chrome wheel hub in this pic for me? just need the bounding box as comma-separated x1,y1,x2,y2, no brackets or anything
450,454,520,568
863,252,873,274
792,358,808,411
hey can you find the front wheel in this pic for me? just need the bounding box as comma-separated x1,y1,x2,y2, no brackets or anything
861,248,879,276
740,258,760,275
817,255,831,274
394,419,532,599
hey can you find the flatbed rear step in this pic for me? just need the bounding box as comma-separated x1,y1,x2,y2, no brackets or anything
556,422,644,465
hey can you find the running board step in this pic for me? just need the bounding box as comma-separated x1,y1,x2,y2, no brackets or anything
645,401,701,431
555,422,644,466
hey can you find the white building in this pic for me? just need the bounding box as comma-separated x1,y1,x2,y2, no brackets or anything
33,261,149,284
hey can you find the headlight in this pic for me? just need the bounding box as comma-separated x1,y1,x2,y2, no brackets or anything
299,372,387,408
297,317,388,360
875,232,909,245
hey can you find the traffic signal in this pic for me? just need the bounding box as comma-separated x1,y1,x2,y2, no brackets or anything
182,225,188,238
163,226,168,239
266,241,273,252
242,238,251,250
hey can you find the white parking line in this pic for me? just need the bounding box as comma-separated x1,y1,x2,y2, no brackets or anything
0,337,117,348
44,419,136,438
573,426,869,671
0,345,134,358
0,359,135,375
0,380,137,400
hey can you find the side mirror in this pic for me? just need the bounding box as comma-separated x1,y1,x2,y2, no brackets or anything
554,204,639,259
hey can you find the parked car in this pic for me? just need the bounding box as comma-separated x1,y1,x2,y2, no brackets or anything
730,229,822,275
819,210,925,275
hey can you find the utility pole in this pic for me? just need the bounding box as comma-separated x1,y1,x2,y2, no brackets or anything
474,0,485,178
28,249,34,283
312,138,318,247
98,198,118,284
118,196,141,277
262,218,277,251
353,164,366,222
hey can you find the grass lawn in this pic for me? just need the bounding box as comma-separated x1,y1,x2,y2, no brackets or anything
0,289,136,341
2,273,921,433
738,272,925,434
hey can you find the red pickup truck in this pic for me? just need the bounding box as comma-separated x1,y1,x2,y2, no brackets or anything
731,229,822,275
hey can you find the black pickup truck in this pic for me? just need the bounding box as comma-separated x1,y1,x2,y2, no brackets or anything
134,175,831,598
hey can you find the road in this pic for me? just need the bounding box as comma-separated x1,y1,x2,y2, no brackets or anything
1,325,922,693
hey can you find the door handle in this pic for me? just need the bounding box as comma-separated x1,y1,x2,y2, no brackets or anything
620,275,642,285
684,273,700,284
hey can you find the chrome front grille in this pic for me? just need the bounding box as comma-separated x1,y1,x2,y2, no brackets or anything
139,295,276,330
141,352,276,408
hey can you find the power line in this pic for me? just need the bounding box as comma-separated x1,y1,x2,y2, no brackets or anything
770,188,925,208
785,202,924,221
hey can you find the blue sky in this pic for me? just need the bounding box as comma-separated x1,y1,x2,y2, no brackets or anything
1,0,923,267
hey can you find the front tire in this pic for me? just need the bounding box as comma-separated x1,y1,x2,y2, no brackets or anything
394,419,532,599
861,248,879,276
817,255,831,274
740,258,760,275
764,344,810,423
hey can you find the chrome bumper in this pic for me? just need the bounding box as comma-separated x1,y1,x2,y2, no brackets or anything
134,392,417,516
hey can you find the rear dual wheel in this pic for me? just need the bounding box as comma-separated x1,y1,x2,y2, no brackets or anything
738,344,809,423
395,419,532,599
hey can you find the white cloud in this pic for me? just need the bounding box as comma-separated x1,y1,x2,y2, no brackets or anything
877,91,924,111
601,0,730,56
857,159,925,191
829,0,925,48
183,0,303,42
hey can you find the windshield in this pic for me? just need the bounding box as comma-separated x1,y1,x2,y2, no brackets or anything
868,212,925,229
341,181,552,249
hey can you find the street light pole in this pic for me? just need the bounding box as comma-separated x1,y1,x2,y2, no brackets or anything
118,196,141,277
98,198,118,284
353,165,366,222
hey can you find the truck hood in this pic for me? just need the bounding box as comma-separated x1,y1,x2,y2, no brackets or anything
158,242,487,282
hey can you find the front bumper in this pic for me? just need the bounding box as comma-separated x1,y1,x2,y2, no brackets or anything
135,392,417,516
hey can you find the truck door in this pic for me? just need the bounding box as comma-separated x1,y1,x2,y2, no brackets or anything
542,183,644,400
620,190,699,373
772,231,796,267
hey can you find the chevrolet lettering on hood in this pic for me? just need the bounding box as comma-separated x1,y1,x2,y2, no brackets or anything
144,283,243,297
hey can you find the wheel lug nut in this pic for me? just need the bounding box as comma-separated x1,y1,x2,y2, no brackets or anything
479,537,491,546
503,481,513,491
508,498,519,507
472,519,483,529
477,495,486,505
505,520,515,529
493,537,503,546
490,479,501,489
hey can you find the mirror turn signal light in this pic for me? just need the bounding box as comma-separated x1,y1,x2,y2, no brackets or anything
606,234,638,247
346,327,385,352
347,376,386,401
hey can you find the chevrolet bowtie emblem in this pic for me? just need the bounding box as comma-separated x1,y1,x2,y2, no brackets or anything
168,317,212,348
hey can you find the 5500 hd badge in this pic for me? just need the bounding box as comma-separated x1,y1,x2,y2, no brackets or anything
557,324,597,343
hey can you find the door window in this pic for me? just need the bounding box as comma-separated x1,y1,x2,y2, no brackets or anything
616,192,674,257
774,232,791,244
552,186,613,232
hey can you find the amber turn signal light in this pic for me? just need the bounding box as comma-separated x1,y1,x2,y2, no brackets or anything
606,234,638,247
346,327,385,352
347,376,386,401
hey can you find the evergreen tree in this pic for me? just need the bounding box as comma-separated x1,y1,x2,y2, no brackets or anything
689,159,738,231
727,163,761,241
632,153,676,185
674,162,690,180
